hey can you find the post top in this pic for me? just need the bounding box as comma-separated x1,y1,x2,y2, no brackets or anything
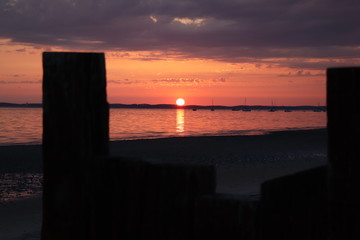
327,66,360,71
43,52,104,56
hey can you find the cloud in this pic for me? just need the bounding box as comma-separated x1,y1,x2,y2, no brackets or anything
278,70,324,77
12,74,25,77
149,15,158,23
172,17,206,26
212,77,226,82
0,80,41,84
1,0,360,69
15,48,26,52
108,79,142,84
152,78,202,84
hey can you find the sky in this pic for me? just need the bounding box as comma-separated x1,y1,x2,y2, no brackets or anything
1,0,360,106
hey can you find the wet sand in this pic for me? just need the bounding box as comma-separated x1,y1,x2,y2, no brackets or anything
109,128,327,195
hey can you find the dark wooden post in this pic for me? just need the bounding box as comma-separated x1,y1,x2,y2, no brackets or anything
327,67,360,240
42,52,109,240
193,194,259,240
260,166,328,240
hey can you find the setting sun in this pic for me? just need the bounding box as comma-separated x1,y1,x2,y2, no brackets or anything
176,98,185,106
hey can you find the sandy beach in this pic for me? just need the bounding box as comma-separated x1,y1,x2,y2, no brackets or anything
0,128,327,240
110,128,327,195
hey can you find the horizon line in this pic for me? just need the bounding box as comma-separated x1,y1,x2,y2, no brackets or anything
0,102,327,108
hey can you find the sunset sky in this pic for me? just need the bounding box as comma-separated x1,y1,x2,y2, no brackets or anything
1,0,360,106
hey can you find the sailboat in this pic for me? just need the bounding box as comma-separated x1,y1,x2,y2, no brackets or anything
313,102,322,112
242,98,251,111
210,99,215,111
269,99,277,112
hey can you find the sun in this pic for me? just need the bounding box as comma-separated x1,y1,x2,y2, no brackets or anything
176,98,185,106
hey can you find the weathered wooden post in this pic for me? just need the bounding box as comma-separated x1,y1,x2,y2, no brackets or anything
142,163,216,240
42,52,109,240
327,67,360,240
260,166,328,240
193,194,259,240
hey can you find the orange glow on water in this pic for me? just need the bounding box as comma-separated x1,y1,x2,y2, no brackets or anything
0,107,326,145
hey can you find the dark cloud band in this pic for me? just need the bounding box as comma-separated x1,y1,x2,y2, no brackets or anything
1,0,360,69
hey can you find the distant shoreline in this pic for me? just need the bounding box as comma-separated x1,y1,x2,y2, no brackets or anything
0,102,327,111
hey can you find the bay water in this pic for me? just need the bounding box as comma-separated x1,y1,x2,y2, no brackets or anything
0,107,326,146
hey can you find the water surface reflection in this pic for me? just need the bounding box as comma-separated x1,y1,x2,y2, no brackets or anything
176,108,185,133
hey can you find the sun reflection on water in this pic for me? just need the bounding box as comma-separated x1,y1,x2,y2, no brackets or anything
176,108,185,133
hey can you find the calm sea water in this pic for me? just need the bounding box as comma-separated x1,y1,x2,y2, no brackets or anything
0,107,326,146
0,107,327,201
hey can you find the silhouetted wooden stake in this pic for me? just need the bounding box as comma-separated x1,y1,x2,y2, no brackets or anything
260,166,327,240
327,67,360,240
42,52,109,240
194,194,259,240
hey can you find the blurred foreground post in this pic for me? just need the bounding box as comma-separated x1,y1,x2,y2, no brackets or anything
327,67,360,240
42,52,109,240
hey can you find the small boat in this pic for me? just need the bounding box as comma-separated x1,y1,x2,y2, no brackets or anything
192,108,197,111
284,109,292,112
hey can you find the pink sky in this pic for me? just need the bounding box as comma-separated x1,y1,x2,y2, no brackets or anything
0,41,328,106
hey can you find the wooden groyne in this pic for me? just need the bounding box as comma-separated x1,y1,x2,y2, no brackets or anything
327,67,360,240
42,52,109,240
41,53,360,240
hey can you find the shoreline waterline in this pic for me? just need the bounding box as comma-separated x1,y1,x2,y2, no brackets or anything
0,127,326,147
0,128,327,201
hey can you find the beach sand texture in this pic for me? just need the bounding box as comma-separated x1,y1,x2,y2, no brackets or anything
0,129,327,240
